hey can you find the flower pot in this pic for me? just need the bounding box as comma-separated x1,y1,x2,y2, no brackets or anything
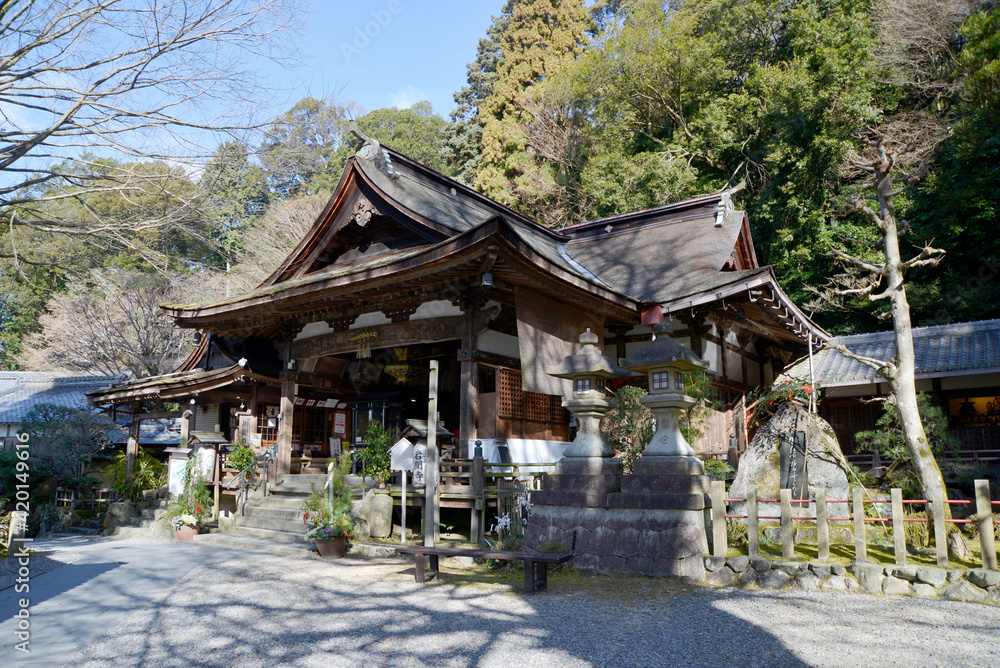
316,536,348,558
175,525,199,541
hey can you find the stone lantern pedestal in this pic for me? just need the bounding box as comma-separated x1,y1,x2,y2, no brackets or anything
523,326,710,579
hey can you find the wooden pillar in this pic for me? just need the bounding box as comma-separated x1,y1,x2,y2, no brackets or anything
472,454,484,544
277,343,295,481
125,402,141,485
747,489,759,558
458,311,478,459
424,360,440,547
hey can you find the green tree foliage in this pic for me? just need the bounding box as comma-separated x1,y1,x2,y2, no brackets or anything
203,141,270,259
259,97,361,197
856,393,958,463
106,446,166,502
474,0,592,222
18,404,112,481
601,385,653,472
443,12,508,185
904,6,1000,325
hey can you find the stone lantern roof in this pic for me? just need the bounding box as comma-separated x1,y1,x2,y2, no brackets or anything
619,323,709,373
545,329,632,379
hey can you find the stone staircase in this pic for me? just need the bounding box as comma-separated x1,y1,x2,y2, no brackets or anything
198,473,368,557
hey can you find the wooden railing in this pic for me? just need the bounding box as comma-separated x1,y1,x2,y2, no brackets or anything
707,479,999,569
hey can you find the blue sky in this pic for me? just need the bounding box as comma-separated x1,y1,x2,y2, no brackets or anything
286,1,505,120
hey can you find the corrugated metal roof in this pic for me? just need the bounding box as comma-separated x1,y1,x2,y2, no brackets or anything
783,319,1000,387
0,372,124,423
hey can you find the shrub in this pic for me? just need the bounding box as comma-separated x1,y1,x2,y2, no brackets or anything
359,422,393,486
704,458,734,481
301,455,356,541
106,446,165,502
226,442,256,473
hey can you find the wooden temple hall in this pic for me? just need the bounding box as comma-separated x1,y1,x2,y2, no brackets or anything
90,131,828,482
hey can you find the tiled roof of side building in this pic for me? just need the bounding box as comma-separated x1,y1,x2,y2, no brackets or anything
0,372,124,423
782,319,1000,387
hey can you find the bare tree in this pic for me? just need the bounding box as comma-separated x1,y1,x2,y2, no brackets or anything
829,129,951,513
227,191,327,293
20,270,217,376
875,0,983,105
0,0,303,265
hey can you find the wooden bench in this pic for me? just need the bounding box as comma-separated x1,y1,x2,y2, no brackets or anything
395,545,573,594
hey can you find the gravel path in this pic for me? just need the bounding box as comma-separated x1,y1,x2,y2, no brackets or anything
70,553,1000,668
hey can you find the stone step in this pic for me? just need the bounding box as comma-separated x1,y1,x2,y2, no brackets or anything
246,494,308,510
223,523,310,544
195,532,319,557
242,504,303,520
64,526,99,535
233,515,308,535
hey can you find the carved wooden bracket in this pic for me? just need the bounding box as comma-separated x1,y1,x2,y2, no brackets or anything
352,196,380,227
291,305,500,359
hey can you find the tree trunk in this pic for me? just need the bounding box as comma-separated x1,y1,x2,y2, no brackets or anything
875,157,949,520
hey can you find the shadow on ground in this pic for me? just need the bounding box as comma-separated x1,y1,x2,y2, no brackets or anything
70,557,814,667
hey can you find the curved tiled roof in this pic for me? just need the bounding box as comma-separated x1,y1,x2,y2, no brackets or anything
0,372,123,423
783,319,1000,387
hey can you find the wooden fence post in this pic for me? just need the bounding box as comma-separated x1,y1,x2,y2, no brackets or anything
711,480,727,557
816,488,829,561
932,490,948,568
780,488,794,559
748,489,759,558
472,455,484,544
853,488,867,563
975,479,997,570
891,488,906,566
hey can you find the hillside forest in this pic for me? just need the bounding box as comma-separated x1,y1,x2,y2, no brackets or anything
2,0,998,377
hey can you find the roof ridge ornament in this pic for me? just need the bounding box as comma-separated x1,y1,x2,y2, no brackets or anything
349,121,399,180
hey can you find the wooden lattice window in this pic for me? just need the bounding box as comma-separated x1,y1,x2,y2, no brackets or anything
525,392,551,422
498,368,524,419
302,408,329,446
256,404,279,445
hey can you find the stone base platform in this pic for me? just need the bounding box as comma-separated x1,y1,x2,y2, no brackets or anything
524,504,707,578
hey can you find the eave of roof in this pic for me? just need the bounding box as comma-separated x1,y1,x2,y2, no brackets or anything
162,216,639,328
88,363,275,405
782,318,1000,387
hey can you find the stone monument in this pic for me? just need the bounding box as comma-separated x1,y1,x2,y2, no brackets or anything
524,325,710,578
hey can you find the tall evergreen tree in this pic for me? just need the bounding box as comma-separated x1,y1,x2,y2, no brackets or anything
473,0,591,221
443,12,509,185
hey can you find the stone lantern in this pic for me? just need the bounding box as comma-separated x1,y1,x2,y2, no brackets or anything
620,322,710,474
545,328,631,475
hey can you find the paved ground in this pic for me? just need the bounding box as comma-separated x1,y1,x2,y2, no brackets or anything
3,536,1000,667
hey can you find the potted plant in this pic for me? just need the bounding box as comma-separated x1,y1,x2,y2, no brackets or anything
302,455,356,557
167,457,211,541
170,512,201,541
305,514,354,557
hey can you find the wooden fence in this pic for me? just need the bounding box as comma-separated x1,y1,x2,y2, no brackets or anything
709,479,999,570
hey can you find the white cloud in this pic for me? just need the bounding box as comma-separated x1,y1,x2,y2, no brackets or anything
389,85,427,110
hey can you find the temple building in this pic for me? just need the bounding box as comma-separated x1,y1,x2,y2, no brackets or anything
90,132,828,483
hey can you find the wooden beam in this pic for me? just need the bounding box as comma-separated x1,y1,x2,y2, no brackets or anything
289,307,499,359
